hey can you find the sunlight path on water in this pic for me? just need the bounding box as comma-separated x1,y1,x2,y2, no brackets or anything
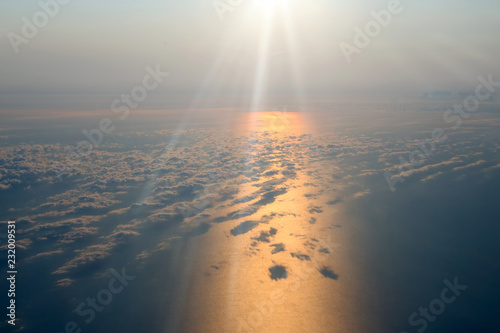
175,112,370,333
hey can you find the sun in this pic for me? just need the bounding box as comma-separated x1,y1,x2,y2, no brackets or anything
253,0,290,12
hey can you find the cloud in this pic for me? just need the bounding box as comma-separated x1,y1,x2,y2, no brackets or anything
55,278,76,287
452,160,486,172
25,250,64,262
422,171,444,183
353,190,370,198
484,163,500,172
53,242,116,275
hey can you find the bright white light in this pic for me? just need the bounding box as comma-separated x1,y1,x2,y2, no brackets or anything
253,0,289,12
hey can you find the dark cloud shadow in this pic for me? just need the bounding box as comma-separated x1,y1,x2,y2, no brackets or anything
252,227,277,243
254,188,287,206
269,265,287,280
213,206,259,223
320,266,339,280
327,199,343,205
270,243,285,254
230,221,259,236
309,205,323,214
185,223,211,237
291,253,311,261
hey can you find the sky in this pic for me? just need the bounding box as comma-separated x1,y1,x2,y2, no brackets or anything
1,2,500,332
1,0,499,96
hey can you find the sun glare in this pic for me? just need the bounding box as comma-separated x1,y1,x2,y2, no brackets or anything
253,0,289,12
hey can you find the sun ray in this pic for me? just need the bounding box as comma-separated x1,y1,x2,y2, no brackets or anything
281,1,307,111
250,5,276,113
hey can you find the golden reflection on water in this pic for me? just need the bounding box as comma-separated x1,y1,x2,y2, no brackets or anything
177,112,368,333
244,111,312,134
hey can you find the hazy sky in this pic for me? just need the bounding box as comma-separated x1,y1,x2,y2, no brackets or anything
1,0,499,95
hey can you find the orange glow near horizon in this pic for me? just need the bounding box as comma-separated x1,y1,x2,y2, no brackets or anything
236,111,313,136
